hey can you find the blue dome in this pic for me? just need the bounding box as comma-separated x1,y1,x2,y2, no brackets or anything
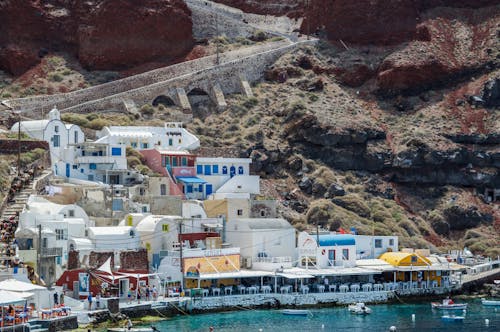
318,234,355,247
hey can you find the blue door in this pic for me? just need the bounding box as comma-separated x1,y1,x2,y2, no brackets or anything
230,166,236,177
66,163,70,177
204,165,211,175
206,184,212,196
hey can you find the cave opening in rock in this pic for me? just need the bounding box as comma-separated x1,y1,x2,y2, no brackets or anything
152,95,175,107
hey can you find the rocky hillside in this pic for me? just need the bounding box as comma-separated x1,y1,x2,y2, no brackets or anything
0,0,194,75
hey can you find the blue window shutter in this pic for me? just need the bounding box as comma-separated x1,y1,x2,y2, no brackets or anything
111,147,121,156
199,184,203,192
187,185,193,193
197,165,203,174
213,165,219,174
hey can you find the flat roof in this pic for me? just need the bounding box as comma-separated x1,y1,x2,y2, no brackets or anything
176,176,207,184
185,270,274,280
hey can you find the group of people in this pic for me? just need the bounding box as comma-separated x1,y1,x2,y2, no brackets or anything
127,285,159,304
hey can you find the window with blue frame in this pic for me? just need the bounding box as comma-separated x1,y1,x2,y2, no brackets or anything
181,157,187,166
168,138,173,146
111,147,121,156
197,165,203,174
199,184,203,192
222,166,228,174
204,165,211,175
142,143,149,149
186,185,193,193
238,166,244,174
89,163,96,170
213,165,219,174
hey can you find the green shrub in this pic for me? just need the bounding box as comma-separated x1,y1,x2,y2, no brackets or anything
62,69,72,76
50,74,63,82
140,104,155,116
242,97,258,110
86,113,98,121
61,114,89,127
308,93,319,102
88,118,108,130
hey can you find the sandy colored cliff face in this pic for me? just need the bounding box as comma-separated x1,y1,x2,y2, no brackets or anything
0,0,194,75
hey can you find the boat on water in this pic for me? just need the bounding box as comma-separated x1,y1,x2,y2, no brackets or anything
108,326,158,332
441,315,465,322
481,299,500,306
348,303,372,315
281,309,312,317
431,298,467,310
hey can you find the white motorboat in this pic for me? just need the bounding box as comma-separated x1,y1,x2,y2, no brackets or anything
441,314,465,322
281,309,312,317
481,299,500,306
348,303,372,315
431,298,467,310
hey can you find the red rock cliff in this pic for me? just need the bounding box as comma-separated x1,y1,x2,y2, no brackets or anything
0,0,194,75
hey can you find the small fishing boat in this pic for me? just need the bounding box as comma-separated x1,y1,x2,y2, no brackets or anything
348,303,372,315
281,309,312,316
108,327,158,332
431,298,467,310
441,315,465,322
481,299,500,306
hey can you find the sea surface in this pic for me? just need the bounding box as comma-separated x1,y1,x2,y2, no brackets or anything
136,299,499,331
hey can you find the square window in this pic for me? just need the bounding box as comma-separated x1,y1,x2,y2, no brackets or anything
389,239,394,246
212,165,219,174
411,255,418,263
196,165,203,174
111,147,121,156
72,165,78,169
374,239,382,248
237,209,243,216
89,163,96,170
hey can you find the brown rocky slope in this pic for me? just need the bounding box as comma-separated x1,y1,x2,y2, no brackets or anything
0,0,194,75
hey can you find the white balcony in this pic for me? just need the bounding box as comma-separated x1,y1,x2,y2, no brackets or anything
75,156,115,164
252,256,293,271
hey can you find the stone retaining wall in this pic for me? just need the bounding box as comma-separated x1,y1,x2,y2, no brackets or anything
190,291,392,310
3,40,290,115
60,40,316,114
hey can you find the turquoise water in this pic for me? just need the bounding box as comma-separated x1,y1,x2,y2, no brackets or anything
142,300,499,331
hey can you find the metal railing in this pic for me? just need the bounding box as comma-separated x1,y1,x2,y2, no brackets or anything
40,247,63,257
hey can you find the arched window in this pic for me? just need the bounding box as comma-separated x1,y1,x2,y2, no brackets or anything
238,166,244,175
222,166,228,174
230,166,236,177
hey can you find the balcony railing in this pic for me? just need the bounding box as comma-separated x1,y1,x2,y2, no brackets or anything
161,247,240,259
75,156,114,164
40,247,63,257
255,256,292,264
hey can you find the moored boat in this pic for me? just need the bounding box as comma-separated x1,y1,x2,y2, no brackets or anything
281,309,312,316
348,303,372,315
481,299,500,306
441,315,465,322
431,298,467,310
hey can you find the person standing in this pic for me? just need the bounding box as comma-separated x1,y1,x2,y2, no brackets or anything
96,293,101,309
60,292,64,305
53,292,59,306
87,292,93,310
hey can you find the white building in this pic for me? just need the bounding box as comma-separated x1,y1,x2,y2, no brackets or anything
355,235,398,259
56,142,142,185
297,232,357,269
86,226,140,251
15,196,93,269
226,218,295,271
96,122,200,151
11,107,85,171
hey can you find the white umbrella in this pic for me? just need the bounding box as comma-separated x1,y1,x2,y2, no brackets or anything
0,290,26,305
0,279,46,292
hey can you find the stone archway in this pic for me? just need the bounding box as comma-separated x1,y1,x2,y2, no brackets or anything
187,87,214,118
152,95,175,107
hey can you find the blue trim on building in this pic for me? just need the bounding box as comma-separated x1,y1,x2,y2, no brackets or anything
318,234,355,247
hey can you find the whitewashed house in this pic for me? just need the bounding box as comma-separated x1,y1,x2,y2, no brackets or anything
11,107,85,171
57,141,143,185
96,122,200,151
297,232,357,269
87,226,140,251
16,196,93,267
226,218,295,271
194,157,259,197
355,235,398,259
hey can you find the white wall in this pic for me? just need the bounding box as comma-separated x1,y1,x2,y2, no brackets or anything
355,235,399,259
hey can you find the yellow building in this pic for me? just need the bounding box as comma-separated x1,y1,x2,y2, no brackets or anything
379,252,443,285
183,254,240,288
